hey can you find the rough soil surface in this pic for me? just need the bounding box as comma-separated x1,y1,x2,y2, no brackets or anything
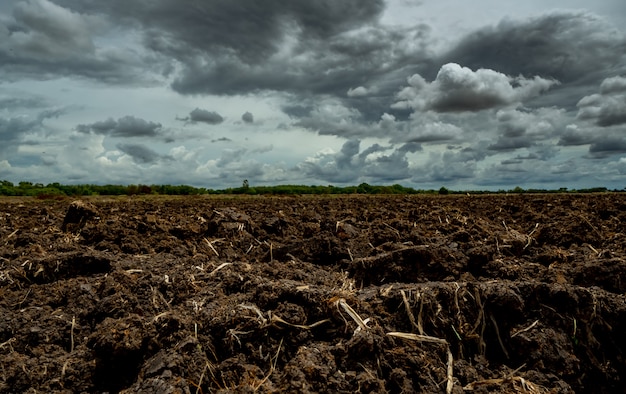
1,194,625,393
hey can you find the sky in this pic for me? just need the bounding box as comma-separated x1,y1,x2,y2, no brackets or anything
1,0,626,190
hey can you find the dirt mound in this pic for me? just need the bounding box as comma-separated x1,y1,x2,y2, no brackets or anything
1,194,625,393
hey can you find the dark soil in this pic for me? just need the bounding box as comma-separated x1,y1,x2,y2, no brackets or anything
1,194,625,393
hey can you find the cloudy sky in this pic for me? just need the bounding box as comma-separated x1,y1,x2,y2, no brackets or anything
1,0,626,190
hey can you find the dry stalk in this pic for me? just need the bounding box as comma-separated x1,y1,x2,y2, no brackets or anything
380,284,394,297
209,262,232,275
0,337,16,351
195,362,208,394
253,338,283,391
576,214,602,239
3,229,19,245
386,331,448,345
446,346,454,394
152,311,170,323
334,298,370,333
239,303,331,331
587,243,599,255
471,288,487,356
511,320,539,338
524,223,539,249
386,331,454,394
401,290,421,334
61,358,71,379
70,316,76,353
382,222,400,238
464,364,546,393
271,315,331,330
239,304,268,327
203,238,222,257
489,313,509,359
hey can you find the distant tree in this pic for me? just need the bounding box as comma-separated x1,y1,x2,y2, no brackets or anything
438,186,449,195
357,183,373,194
242,179,249,190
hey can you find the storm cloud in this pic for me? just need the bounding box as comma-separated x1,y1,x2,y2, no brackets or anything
180,108,225,125
241,112,254,124
77,116,162,137
439,12,626,85
577,76,626,127
1,1,626,190
116,143,165,164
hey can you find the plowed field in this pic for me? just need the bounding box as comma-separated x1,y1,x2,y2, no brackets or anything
1,194,625,393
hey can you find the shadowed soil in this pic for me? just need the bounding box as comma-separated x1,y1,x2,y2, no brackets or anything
1,194,625,393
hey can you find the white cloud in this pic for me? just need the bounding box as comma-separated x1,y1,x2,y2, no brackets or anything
393,63,558,112
347,86,369,97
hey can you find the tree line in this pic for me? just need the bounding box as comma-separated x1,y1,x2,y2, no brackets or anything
0,180,614,197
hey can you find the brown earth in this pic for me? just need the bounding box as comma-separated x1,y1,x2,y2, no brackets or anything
1,194,625,393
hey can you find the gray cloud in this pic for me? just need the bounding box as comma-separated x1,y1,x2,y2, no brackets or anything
427,151,478,182
7,0,94,61
557,125,594,146
0,116,40,150
392,117,463,143
212,137,232,143
588,137,626,158
298,139,420,183
242,111,254,124
77,116,162,137
0,0,165,84
116,143,164,164
179,108,224,125
0,108,63,153
439,12,626,85
577,76,626,127
486,107,563,152
0,95,48,110
488,137,533,151
51,0,403,97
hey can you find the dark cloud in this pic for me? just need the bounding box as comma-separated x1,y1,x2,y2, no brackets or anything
0,116,40,149
242,111,254,124
392,118,462,143
488,137,533,151
0,0,161,84
50,0,404,97
588,136,626,158
179,108,224,125
0,95,48,110
217,148,248,168
116,143,163,164
577,76,626,127
282,104,314,118
427,152,478,182
131,0,386,63
439,12,626,85
212,137,232,143
0,108,63,152
77,116,162,137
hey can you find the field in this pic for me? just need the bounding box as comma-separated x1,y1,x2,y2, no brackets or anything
1,194,625,393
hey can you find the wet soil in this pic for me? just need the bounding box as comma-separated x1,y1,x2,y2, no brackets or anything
1,194,625,393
